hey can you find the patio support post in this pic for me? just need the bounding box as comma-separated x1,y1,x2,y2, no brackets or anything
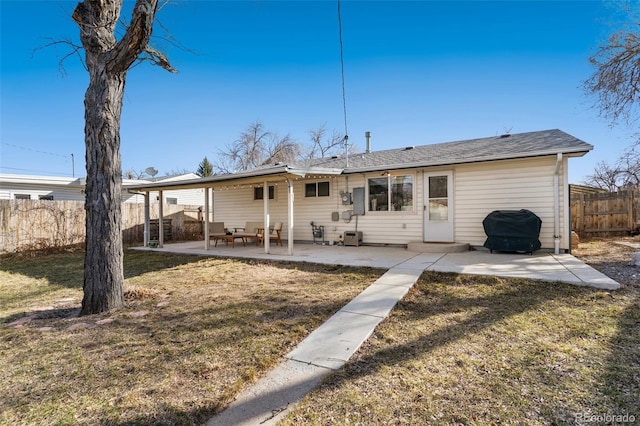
143,191,150,247
287,178,294,255
158,190,164,248
204,187,210,250
263,180,270,253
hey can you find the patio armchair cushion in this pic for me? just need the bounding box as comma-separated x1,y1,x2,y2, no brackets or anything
208,222,226,237
233,221,263,241
257,222,283,246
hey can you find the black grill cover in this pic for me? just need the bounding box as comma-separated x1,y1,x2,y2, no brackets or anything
482,209,542,253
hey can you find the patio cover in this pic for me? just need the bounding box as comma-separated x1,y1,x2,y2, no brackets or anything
125,164,343,255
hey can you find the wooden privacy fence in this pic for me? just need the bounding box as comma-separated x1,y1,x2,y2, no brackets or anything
571,190,640,238
0,200,204,253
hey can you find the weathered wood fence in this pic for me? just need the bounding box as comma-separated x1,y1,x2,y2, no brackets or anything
571,190,640,238
0,200,204,253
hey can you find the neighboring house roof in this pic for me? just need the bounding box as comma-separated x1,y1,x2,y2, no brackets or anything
126,129,592,191
300,129,593,173
0,173,199,189
147,173,200,182
0,174,86,187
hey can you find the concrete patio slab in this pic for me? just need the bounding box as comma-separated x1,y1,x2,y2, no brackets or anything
133,242,620,289
552,253,620,290
426,251,577,280
396,252,444,269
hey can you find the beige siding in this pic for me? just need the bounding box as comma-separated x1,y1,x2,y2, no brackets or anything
289,174,423,245
454,156,567,249
212,174,424,245
213,181,290,238
331,174,423,245
210,156,569,249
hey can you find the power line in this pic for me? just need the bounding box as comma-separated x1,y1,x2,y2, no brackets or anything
0,166,75,177
337,0,349,139
1,142,70,159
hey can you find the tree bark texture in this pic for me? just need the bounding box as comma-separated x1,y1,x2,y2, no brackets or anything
74,0,159,315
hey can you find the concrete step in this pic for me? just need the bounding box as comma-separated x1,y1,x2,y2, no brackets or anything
407,241,470,253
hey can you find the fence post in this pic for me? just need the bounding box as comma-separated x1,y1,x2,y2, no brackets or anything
577,193,585,237
629,190,636,233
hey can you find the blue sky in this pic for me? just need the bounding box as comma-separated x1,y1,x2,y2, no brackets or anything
0,0,636,183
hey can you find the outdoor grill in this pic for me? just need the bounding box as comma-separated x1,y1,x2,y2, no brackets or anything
482,209,542,254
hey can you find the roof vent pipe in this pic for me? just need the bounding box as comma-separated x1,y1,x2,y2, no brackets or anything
365,131,371,153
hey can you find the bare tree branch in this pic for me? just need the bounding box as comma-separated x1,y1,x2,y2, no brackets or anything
583,161,623,191
214,122,299,174
141,45,177,72
32,38,86,76
39,0,180,78
304,124,345,159
584,3,640,127
108,0,159,73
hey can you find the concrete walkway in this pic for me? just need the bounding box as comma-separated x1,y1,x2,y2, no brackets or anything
206,254,433,426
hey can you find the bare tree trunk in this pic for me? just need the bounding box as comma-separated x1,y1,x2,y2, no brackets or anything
81,69,126,315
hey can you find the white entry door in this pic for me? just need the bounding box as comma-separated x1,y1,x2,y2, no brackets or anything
423,171,454,242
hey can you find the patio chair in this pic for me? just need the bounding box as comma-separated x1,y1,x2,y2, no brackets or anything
209,222,226,238
256,222,283,246
234,221,263,244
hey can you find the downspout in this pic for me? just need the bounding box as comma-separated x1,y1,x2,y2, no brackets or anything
287,178,294,255
553,153,562,254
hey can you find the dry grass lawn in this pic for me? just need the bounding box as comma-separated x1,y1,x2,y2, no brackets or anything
0,249,381,425
2,241,639,425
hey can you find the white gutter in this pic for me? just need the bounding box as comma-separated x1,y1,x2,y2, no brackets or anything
554,153,562,254
124,166,343,191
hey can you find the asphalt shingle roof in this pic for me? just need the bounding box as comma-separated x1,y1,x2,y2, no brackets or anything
124,129,593,191
296,129,593,173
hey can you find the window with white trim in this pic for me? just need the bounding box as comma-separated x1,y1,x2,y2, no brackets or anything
368,174,413,211
305,181,330,197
